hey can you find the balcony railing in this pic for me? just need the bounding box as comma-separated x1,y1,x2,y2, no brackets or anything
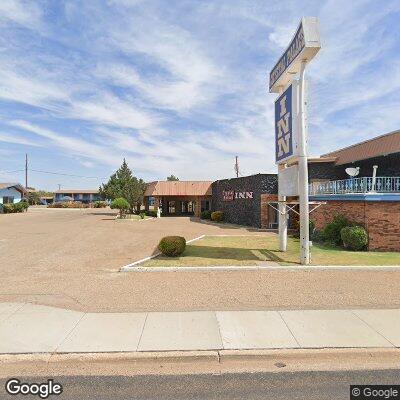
309,177,400,195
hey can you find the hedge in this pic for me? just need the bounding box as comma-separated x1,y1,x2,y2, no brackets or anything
200,210,212,220
322,215,350,245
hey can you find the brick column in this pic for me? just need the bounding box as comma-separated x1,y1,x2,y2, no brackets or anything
260,194,278,229
194,196,201,218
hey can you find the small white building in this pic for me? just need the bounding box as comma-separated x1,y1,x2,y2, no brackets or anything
0,183,27,204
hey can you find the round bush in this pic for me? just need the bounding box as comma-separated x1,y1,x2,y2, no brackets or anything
158,236,186,257
200,210,212,220
211,211,223,222
110,197,130,217
322,215,349,245
340,226,368,251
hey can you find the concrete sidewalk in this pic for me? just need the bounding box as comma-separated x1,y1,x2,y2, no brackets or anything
1,303,400,354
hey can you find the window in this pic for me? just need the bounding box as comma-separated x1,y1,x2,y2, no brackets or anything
3,196,14,204
168,201,175,214
201,200,210,212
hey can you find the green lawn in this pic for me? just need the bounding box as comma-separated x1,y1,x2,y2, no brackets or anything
142,235,400,267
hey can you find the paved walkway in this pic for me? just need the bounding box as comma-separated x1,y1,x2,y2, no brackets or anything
1,303,400,354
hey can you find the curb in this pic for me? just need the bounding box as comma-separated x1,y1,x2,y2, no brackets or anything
1,348,400,377
120,265,400,272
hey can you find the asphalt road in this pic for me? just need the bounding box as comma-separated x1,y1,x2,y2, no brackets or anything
1,370,399,400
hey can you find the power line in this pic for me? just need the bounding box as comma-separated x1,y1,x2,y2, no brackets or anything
0,169,24,174
29,169,107,179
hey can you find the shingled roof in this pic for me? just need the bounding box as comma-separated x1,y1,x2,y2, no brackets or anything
322,129,400,165
144,181,212,197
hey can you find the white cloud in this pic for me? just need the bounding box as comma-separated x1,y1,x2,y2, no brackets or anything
0,132,42,147
10,120,121,167
0,0,42,29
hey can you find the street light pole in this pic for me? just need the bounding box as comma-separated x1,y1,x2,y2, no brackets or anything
298,60,310,265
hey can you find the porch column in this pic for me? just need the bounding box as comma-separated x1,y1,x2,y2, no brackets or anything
194,196,201,218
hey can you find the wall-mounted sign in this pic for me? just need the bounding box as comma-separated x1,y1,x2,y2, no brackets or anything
275,81,298,164
269,17,320,93
278,165,299,196
222,191,234,201
222,191,254,201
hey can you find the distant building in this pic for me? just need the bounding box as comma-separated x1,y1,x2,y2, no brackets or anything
0,183,27,205
144,181,212,217
54,189,101,204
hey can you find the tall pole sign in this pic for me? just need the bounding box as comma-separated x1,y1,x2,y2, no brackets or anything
269,17,321,265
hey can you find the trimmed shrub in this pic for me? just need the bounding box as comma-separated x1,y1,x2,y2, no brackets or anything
158,236,186,257
322,215,350,246
341,226,368,251
13,202,27,213
110,197,130,218
2,202,28,213
145,210,157,217
211,211,224,222
93,201,107,208
139,212,146,219
2,203,15,213
310,229,324,243
200,210,212,220
48,201,89,209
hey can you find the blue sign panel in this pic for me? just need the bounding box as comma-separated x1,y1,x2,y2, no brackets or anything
275,84,294,163
269,23,305,91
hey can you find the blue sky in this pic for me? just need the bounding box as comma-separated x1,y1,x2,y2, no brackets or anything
0,0,399,190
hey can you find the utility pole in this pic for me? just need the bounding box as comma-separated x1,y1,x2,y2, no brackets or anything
25,154,28,189
234,156,239,178
58,184,61,191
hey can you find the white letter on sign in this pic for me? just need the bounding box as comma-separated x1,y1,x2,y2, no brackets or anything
279,95,287,117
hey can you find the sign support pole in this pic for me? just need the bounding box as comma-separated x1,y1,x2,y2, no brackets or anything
278,164,287,252
298,60,310,265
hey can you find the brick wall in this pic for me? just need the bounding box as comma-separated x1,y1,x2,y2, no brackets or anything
260,194,278,229
312,200,400,251
212,174,278,228
365,202,400,251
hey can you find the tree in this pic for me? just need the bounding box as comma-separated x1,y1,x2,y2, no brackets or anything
167,175,179,181
110,197,130,218
99,159,146,213
28,191,41,205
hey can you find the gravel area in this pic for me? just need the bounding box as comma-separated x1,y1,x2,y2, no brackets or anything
1,208,400,312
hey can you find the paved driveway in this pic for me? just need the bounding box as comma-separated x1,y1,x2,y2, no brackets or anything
1,208,400,312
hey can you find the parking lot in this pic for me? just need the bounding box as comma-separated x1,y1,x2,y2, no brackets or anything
1,208,400,312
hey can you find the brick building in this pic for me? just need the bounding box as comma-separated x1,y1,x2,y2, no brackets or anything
211,174,279,228
308,129,400,251
142,130,399,251
144,181,212,217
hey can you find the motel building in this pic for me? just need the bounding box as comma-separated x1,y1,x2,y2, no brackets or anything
144,181,212,217
144,129,400,252
54,189,101,204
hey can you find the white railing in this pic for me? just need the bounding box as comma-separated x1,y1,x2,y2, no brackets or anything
309,177,400,195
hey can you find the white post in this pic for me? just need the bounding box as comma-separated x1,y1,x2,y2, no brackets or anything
298,60,310,265
278,85,287,252
371,165,378,192
278,164,287,252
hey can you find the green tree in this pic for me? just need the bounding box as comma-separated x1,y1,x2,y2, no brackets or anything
110,197,130,218
28,191,41,205
99,159,146,213
167,175,179,181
